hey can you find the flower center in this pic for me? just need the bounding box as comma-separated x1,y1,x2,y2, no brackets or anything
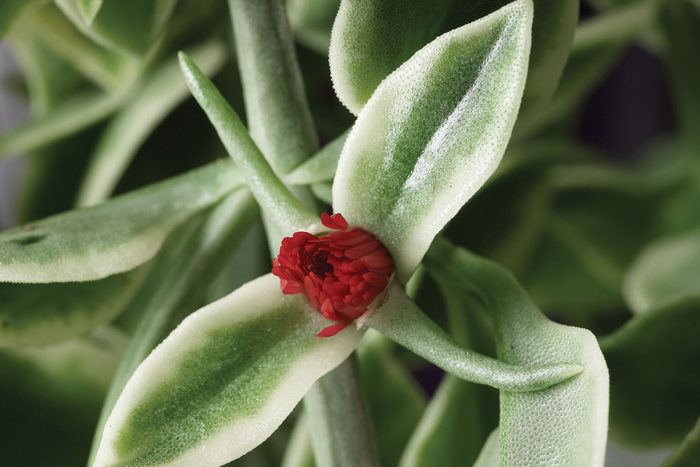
272,213,395,337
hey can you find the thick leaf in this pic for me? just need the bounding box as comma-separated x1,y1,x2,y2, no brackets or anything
0,160,243,283
472,429,500,467
180,53,320,236
357,331,426,467
281,415,316,467
0,337,118,466
28,3,139,90
624,230,700,314
600,294,700,448
76,41,228,207
425,238,609,465
661,416,700,467
368,282,583,392
94,274,364,467
0,263,149,347
304,355,380,467
330,0,575,117
0,0,44,40
332,0,533,281
55,0,177,57
287,0,340,54
285,129,349,185
66,0,102,24
89,189,259,464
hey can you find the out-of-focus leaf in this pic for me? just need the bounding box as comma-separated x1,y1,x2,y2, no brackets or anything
287,0,340,54
333,0,533,282
55,0,178,57
281,415,316,467
368,282,583,392
94,274,364,467
357,331,426,467
330,0,576,118
0,160,243,283
425,238,609,465
0,338,118,466
180,53,320,236
659,0,700,152
624,230,700,314
76,41,229,207
600,295,700,448
0,0,44,40
28,3,140,90
304,355,381,467
661,416,700,467
310,182,332,205
285,129,349,185
0,262,149,347
472,429,500,467
400,284,498,467
65,0,102,24
89,189,259,465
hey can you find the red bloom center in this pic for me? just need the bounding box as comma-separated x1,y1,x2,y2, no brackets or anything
272,213,395,337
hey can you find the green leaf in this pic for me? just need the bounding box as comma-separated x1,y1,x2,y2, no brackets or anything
367,282,583,392
357,331,426,467
285,129,349,185
472,429,500,467
89,189,259,465
76,41,229,207
329,0,574,117
66,0,103,24
624,230,700,314
55,0,177,57
27,3,140,90
600,294,700,448
180,52,320,236
332,0,533,281
0,161,243,283
0,264,149,347
281,414,315,467
287,0,341,54
0,0,44,40
304,355,381,467
661,416,700,467
0,337,118,466
94,274,364,467
425,238,609,465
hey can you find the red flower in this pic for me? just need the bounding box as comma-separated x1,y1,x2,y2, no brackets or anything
272,213,395,337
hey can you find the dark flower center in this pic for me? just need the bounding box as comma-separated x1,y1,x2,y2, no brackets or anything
310,251,334,278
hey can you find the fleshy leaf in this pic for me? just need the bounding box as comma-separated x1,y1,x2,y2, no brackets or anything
94,274,363,467
329,0,574,117
287,0,340,54
624,230,700,314
68,0,103,24
180,52,320,236
55,0,177,57
285,129,349,186
76,41,229,207
425,238,609,465
0,0,43,40
600,294,700,448
0,161,243,283
472,429,500,467
367,283,583,392
332,0,533,281
661,416,700,467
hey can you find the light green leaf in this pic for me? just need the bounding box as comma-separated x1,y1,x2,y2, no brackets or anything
94,274,364,467
472,429,500,467
600,294,700,448
281,414,316,467
0,263,149,347
357,331,426,467
0,161,243,283
287,0,340,54
367,282,583,392
624,230,700,314
310,182,333,205
329,0,574,117
0,337,118,466
180,52,320,236
304,355,380,467
89,189,259,465
76,41,229,207
0,89,130,158
0,0,45,40
67,0,102,24
285,129,349,185
28,3,140,90
55,0,177,57
661,416,700,467
332,0,533,282
425,238,609,465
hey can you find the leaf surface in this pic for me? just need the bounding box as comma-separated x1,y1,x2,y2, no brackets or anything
332,0,533,281
94,274,364,467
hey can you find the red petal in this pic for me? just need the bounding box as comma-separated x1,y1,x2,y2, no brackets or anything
316,320,351,338
344,240,380,259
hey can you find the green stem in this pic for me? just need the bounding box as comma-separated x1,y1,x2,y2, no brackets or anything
304,355,380,467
